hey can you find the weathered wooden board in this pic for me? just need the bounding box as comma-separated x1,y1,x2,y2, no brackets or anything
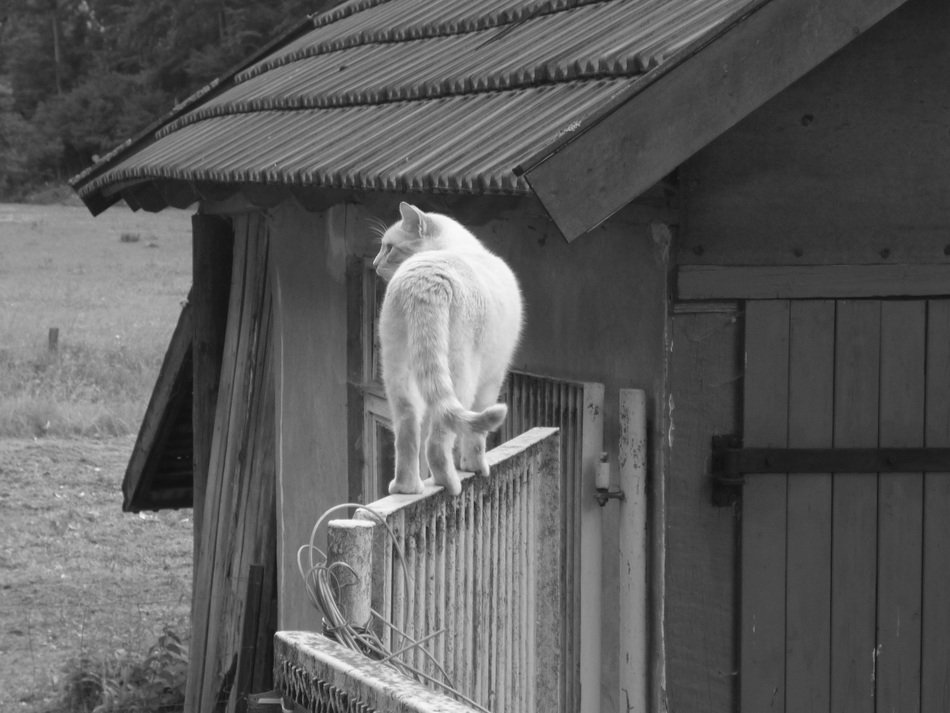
830,300,880,713
186,222,251,713
740,300,790,713
876,301,925,711
923,300,950,713
784,301,834,713
666,309,741,713
186,213,278,713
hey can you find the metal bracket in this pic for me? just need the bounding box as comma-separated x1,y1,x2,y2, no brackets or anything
710,435,744,507
710,435,950,506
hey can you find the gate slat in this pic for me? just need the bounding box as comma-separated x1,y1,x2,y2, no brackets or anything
741,300,790,713
923,300,950,713
831,300,880,713
877,300,925,712
785,301,834,713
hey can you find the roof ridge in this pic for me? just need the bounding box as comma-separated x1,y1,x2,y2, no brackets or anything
237,0,611,82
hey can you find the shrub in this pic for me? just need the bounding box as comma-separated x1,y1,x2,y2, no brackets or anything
50,628,189,713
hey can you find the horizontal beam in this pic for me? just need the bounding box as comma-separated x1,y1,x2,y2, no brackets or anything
677,264,950,300
711,442,950,505
718,447,950,476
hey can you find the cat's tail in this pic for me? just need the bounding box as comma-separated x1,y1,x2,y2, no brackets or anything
451,403,508,434
407,280,507,435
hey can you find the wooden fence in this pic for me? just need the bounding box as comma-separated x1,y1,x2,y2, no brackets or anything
275,426,562,713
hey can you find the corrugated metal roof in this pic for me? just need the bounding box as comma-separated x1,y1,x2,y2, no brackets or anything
72,0,761,207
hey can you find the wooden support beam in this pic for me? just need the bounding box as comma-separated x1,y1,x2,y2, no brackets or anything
122,301,193,512
519,0,908,241
677,264,950,301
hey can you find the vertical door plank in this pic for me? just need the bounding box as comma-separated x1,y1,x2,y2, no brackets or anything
785,301,834,713
922,299,950,713
831,301,880,713
877,300,925,713
741,300,790,713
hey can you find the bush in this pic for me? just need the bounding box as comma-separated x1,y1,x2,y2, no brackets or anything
50,628,189,713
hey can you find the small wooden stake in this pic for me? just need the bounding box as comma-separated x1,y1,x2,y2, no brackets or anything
48,327,59,353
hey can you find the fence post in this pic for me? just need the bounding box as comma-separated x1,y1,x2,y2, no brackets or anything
534,430,563,713
48,327,59,353
326,519,375,629
619,388,649,713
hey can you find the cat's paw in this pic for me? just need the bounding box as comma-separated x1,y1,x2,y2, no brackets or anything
388,477,424,495
425,473,462,496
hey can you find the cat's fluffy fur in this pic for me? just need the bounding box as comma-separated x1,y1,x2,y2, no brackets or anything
374,202,523,496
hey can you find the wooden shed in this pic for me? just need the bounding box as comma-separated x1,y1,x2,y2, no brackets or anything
71,0,950,711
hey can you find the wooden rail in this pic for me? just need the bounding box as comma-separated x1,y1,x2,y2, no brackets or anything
276,427,563,713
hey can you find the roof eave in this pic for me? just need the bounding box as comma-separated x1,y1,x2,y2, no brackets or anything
518,0,911,242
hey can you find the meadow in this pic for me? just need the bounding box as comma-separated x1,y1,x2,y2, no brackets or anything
0,202,193,437
0,202,195,712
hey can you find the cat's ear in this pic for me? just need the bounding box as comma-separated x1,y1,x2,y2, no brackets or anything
399,202,428,237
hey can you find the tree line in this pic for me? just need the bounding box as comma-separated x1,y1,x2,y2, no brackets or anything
0,0,322,200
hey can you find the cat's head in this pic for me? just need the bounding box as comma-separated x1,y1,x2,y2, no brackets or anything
372,202,479,281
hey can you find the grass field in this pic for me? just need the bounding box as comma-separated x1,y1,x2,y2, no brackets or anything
0,202,193,437
0,202,195,712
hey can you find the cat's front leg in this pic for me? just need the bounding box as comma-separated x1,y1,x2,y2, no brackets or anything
389,396,424,494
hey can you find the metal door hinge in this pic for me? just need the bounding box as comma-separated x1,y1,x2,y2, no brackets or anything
710,435,950,506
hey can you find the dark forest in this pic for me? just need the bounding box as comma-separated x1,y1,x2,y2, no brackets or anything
0,0,325,200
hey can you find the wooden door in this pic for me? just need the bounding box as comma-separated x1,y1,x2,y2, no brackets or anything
741,299,950,713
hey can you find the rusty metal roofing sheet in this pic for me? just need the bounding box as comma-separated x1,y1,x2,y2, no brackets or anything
73,0,760,205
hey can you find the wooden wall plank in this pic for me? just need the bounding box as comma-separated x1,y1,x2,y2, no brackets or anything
785,301,834,713
877,300,925,712
831,300,880,713
199,216,270,713
186,214,278,713
666,310,741,713
186,221,251,713
741,300,790,713
226,298,277,713
922,299,950,712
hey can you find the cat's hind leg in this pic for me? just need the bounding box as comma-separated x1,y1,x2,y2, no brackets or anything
425,416,462,495
458,376,507,476
388,393,425,495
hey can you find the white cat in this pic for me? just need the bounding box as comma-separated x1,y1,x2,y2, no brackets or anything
373,202,523,496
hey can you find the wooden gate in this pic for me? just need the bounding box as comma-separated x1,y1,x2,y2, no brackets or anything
740,299,950,713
